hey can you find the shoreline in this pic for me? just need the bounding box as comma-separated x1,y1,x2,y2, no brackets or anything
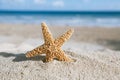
0,24,120,50
1,23,120,28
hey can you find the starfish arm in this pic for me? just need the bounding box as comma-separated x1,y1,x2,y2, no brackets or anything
55,49,73,62
44,49,55,62
41,22,54,44
55,29,74,47
44,53,54,62
26,45,45,58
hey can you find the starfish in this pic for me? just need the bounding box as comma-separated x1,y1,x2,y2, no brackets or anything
25,22,74,62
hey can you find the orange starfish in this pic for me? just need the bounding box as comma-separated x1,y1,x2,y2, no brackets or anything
26,22,74,62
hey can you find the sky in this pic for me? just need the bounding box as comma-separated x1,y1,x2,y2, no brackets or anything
0,0,120,11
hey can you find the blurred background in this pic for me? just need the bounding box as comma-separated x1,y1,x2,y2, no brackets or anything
0,0,120,51
0,0,120,26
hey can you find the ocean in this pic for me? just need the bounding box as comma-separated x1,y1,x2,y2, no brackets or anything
0,11,120,27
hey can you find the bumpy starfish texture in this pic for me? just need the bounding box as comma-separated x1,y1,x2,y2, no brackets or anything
26,22,74,62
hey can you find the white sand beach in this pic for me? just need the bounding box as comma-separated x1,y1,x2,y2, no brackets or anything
0,24,120,80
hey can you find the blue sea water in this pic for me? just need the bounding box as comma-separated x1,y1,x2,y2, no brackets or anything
0,11,120,27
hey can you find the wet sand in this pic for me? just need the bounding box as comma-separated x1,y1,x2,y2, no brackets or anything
0,24,120,50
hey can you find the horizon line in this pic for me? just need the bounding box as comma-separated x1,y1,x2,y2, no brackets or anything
0,10,120,12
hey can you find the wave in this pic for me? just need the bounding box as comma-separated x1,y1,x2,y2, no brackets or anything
0,14,120,27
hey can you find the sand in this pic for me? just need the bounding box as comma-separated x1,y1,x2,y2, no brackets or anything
0,24,120,80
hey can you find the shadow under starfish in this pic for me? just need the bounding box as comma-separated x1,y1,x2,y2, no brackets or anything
0,52,45,62
0,22,74,63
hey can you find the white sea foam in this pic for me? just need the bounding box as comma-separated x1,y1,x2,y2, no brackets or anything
0,14,120,27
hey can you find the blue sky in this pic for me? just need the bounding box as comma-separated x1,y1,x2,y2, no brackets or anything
0,0,120,11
